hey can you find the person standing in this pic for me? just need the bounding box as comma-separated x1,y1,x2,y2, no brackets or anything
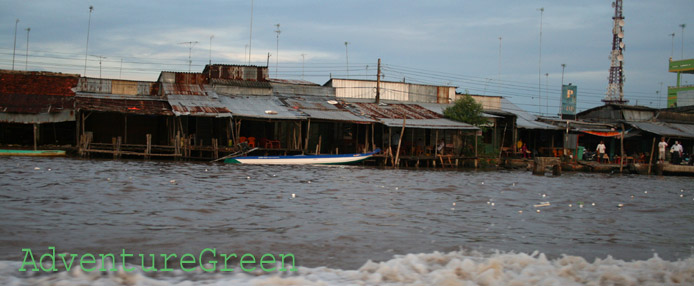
671,141,683,164
658,137,668,163
596,141,606,163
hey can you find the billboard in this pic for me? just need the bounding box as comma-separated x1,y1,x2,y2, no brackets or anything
561,84,577,116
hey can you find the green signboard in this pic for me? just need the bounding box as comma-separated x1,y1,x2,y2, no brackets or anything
561,84,577,115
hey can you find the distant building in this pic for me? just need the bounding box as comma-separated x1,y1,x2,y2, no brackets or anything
667,58,694,107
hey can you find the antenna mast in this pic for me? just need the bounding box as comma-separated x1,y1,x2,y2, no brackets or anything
179,41,199,73
603,0,628,104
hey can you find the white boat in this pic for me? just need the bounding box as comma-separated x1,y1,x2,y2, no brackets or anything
224,149,380,165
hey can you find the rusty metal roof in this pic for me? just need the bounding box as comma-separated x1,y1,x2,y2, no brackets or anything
282,96,376,123
347,101,477,130
162,83,231,117
75,93,173,116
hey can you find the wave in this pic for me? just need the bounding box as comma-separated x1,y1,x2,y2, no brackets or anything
1,250,692,285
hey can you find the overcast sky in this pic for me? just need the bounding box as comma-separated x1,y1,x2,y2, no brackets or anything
1,0,692,114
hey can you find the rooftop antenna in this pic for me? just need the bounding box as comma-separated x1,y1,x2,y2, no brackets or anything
275,24,281,77
91,55,107,79
179,41,199,73
301,53,306,80
603,0,628,104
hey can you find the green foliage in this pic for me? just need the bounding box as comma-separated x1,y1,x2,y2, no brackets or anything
443,94,487,126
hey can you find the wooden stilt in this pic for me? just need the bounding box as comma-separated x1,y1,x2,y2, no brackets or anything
33,124,38,151
145,134,152,159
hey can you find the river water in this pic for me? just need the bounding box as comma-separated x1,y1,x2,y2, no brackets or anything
1,156,693,285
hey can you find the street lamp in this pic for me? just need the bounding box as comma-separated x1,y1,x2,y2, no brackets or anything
537,7,544,115
680,24,686,59
345,41,350,78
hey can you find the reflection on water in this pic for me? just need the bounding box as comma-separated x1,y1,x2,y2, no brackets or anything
0,156,693,274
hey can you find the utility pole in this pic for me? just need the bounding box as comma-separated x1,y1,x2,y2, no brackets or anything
545,73,549,115
25,27,30,71
12,18,19,70
561,64,566,85
266,52,271,68
178,41,198,73
345,41,350,78
659,82,664,108
681,24,687,59
248,0,254,65
538,7,544,114
275,24,281,77
84,6,93,76
498,36,502,82
671,33,676,59
119,58,123,79
376,58,381,104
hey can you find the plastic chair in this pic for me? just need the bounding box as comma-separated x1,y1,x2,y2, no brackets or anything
239,136,247,144
247,137,256,148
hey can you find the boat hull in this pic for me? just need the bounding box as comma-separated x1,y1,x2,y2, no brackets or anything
0,149,66,157
225,149,379,165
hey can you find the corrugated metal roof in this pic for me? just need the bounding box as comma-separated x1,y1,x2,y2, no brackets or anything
500,98,560,130
75,93,173,116
345,101,477,130
167,94,231,117
629,121,694,139
218,95,305,120
0,94,74,114
162,83,207,96
380,118,477,130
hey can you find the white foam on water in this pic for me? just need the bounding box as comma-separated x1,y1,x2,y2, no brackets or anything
1,251,693,286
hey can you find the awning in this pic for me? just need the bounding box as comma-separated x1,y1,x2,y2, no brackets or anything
629,121,694,139
380,118,478,130
581,131,621,137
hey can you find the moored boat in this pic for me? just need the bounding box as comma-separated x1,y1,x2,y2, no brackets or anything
224,149,380,165
0,149,66,157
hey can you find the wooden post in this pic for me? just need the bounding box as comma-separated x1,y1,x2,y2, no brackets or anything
33,123,38,151
619,123,626,174
376,58,381,104
648,137,656,175
315,135,322,155
213,138,218,159
371,123,375,152
394,117,406,166
146,134,152,159
497,123,507,164
474,130,478,168
124,115,128,144
304,119,311,152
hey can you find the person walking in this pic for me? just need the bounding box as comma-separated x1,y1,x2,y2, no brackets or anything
596,141,607,163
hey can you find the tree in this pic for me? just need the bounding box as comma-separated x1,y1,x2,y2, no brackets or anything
443,94,487,126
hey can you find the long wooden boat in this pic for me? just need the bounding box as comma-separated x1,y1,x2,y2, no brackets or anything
224,149,380,165
0,149,66,157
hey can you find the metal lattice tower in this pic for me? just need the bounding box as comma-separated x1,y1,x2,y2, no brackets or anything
603,0,628,104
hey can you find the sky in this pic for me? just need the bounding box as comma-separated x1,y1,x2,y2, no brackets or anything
1,0,692,115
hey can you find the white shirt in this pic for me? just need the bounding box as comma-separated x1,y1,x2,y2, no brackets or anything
596,143,606,153
658,141,668,152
